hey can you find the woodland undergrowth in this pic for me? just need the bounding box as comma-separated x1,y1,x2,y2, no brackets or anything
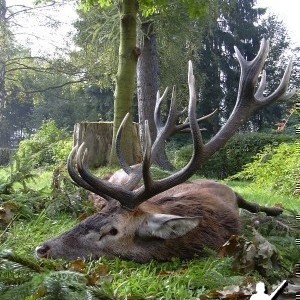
0,132,299,299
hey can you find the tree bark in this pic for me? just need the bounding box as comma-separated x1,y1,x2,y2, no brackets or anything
137,20,174,170
0,147,13,165
137,20,158,146
74,122,141,168
0,0,7,123
110,0,140,166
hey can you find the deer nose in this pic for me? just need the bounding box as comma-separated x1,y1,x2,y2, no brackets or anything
35,244,50,258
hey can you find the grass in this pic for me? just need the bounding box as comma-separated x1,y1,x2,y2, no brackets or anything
0,211,243,299
0,212,76,257
0,168,299,299
226,180,300,212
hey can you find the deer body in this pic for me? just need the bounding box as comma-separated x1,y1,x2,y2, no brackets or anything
37,180,240,262
36,39,293,262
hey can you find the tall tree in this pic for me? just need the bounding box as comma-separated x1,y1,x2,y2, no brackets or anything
80,0,217,165
136,1,220,169
0,1,85,147
110,0,139,165
193,0,292,135
0,0,11,132
136,20,159,153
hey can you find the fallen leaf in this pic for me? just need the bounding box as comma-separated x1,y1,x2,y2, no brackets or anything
67,258,86,273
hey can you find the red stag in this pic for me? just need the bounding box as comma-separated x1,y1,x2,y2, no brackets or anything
36,39,294,262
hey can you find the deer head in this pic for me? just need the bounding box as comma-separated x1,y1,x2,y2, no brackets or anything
35,39,294,261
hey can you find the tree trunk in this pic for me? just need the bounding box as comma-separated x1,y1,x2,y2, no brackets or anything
0,147,14,166
110,0,140,166
137,20,174,170
0,0,8,147
137,20,158,146
74,122,141,168
0,0,6,116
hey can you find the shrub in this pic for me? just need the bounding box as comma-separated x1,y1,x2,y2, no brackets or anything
15,120,72,169
231,142,300,196
171,132,296,179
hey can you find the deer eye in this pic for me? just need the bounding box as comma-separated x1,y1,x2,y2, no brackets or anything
98,226,118,241
109,227,118,236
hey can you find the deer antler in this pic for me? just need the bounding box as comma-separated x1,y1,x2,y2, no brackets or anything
204,38,295,158
151,85,217,168
68,39,294,209
115,83,217,183
70,61,203,209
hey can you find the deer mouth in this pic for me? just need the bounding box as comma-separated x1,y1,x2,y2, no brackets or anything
35,244,51,259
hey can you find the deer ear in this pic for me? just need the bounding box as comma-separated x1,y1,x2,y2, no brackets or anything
137,213,201,239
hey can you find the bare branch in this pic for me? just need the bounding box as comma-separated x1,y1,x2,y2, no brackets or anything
25,79,86,94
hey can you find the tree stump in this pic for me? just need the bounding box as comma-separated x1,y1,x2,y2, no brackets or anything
73,122,141,168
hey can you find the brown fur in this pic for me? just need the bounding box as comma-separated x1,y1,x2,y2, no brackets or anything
138,181,240,260
36,180,241,262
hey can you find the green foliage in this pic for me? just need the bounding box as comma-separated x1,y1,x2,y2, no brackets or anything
0,155,38,195
15,120,72,169
1,187,299,299
226,180,299,212
80,0,213,18
231,142,300,196
0,121,77,220
171,132,296,179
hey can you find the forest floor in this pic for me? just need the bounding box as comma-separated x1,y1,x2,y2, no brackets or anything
0,168,299,299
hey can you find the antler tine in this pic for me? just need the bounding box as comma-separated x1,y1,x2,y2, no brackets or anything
67,145,101,195
234,38,269,88
255,70,267,99
204,38,294,157
75,142,134,207
154,87,169,131
151,86,182,161
116,113,139,174
142,120,154,193
177,108,218,132
115,113,143,189
257,58,295,103
165,86,181,126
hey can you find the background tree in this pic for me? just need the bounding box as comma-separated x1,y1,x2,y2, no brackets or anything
79,0,219,166
192,0,293,137
76,0,294,168
0,1,108,148
4,0,292,161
